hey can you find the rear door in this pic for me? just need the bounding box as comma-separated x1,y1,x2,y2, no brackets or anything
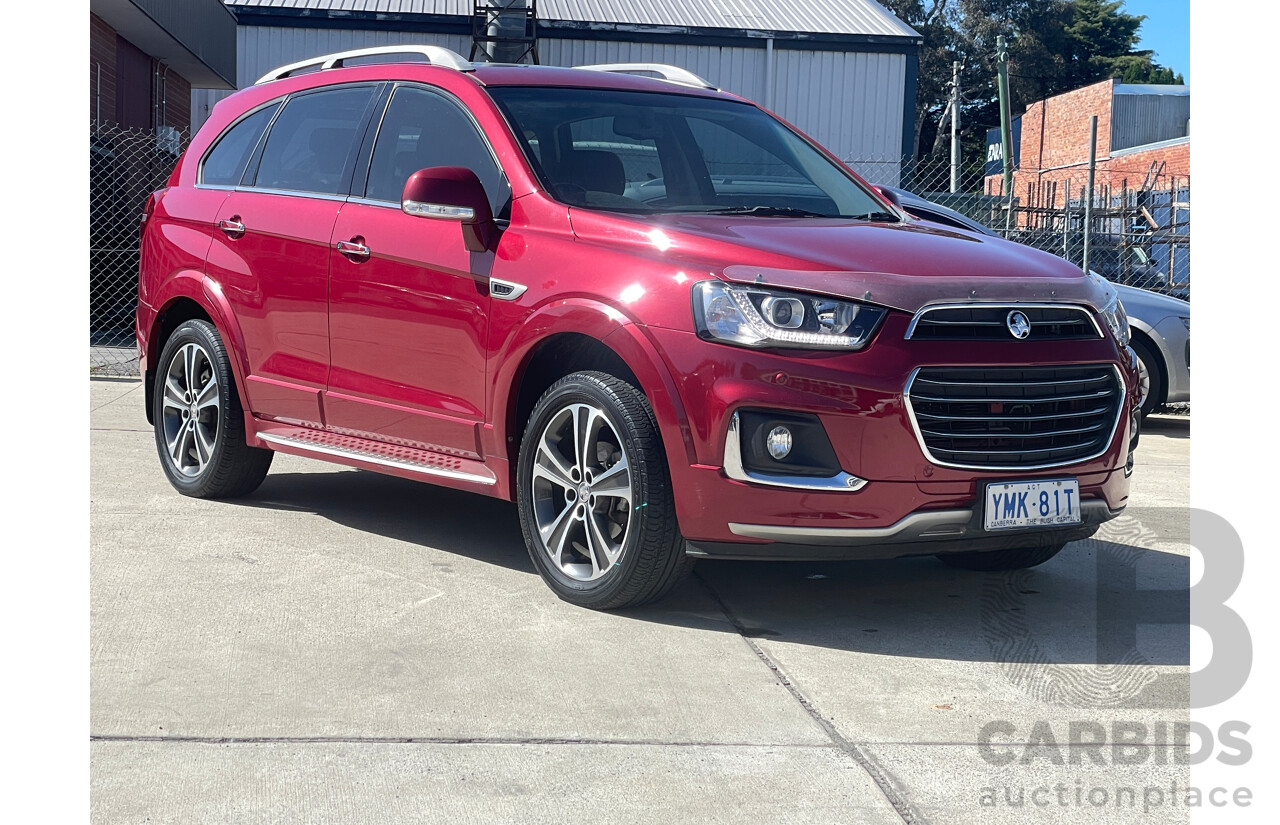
139,103,280,314
204,84,379,427
324,84,511,457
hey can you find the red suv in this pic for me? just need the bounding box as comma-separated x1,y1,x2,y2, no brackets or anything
138,47,1139,609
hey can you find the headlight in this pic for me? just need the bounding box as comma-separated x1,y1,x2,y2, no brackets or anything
1180,317,1190,332
1088,271,1130,348
692,280,885,350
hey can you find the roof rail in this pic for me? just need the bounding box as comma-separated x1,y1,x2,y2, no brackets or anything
573,63,715,90
255,45,473,85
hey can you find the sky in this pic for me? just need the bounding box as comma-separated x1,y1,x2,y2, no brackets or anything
1123,0,1191,81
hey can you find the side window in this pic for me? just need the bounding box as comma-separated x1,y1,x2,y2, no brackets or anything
365,87,509,216
251,86,374,195
200,103,279,186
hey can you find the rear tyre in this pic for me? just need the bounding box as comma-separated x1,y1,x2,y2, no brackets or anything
153,319,273,498
516,371,693,609
936,541,1066,572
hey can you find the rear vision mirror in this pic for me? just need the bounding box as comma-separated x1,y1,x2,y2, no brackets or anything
402,167,496,252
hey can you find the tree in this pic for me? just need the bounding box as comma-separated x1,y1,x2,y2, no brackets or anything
879,1,962,161
896,0,1184,171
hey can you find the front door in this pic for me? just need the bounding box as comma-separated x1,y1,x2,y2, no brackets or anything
325,84,511,458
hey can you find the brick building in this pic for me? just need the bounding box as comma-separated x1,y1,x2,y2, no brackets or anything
987,78,1190,206
90,0,237,134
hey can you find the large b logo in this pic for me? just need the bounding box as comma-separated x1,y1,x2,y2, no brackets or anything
981,508,1249,709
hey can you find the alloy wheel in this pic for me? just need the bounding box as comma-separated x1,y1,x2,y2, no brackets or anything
530,403,634,581
160,342,221,477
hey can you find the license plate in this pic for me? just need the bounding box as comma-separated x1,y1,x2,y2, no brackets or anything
984,479,1081,531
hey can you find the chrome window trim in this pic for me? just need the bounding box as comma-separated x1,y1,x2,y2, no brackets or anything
194,184,350,203
723,411,867,491
904,302,1103,340
902,363,1128,472
346,196,399,209
238,186,349,202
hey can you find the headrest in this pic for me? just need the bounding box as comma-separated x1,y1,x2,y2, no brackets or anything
559,149,626,196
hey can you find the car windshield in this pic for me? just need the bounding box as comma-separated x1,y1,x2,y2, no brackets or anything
487,86,892,220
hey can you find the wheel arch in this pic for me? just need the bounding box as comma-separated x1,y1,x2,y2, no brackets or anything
492,301,695,498
144,276,251,426
1129,327,1169,407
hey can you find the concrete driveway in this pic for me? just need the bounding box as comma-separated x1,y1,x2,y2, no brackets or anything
91,378,1190,824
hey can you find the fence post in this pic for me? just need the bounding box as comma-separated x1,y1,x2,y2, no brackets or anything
996,36,1014,236
1082,116,1097,275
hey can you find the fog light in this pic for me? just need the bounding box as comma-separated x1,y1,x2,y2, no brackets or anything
766,426,793,460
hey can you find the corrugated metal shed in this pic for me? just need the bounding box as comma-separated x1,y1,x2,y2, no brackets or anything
226,0,919,38
194,0,920,182
1111,85,1191,154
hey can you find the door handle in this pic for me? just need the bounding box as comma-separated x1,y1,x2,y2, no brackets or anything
218,217,245,239
336,238,371,261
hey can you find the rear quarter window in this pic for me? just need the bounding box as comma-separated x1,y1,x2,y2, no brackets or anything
200,103,279,186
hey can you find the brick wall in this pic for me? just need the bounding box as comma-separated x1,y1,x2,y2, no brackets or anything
1022,78,1115,172
986,77,1190,209
161,72,192,133
90,13,117,128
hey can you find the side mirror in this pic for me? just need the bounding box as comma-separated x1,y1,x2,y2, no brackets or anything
871,185,904,211
402,167,496,252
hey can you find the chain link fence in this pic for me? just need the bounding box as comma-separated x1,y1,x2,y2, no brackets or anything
848,154,1191,300
91,122,189,377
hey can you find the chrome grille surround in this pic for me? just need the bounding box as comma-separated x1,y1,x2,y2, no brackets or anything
905,303,1103,341
903,364,1126,471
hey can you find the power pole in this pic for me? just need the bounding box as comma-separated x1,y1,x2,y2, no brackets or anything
996,36,1015,234
950,60,961,193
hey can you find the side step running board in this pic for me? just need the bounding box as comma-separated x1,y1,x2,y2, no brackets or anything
257,427,497,486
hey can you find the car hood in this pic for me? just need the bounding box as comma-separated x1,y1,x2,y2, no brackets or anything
573,211,1113,314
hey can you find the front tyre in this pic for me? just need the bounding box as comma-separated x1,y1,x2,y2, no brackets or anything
516,371,692,609
153,319,272,498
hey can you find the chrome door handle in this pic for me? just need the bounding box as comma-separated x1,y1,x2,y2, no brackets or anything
336,239,371,260
218,217,245,238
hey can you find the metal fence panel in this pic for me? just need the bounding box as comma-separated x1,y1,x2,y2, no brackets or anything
90,123,189,377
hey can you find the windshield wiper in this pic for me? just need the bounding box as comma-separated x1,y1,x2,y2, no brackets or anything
696,205,835,218
851,211,901,222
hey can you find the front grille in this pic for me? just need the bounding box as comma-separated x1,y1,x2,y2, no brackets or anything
907,305,1099,341
906,365,1123,469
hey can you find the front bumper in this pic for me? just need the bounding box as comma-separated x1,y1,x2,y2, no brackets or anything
648,312,1137,552
688,499,1119,561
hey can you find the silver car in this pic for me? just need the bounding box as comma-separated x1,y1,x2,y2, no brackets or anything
881,186,1189,417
